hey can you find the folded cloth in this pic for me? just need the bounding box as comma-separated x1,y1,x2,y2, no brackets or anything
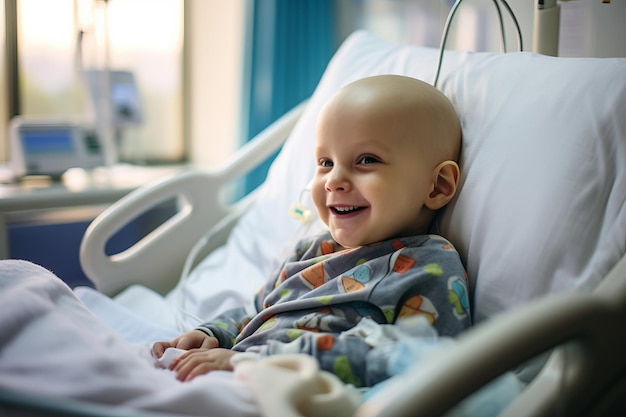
234,354,363,417
154,347,187,369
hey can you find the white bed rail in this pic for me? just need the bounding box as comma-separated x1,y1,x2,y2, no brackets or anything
80,101,308,297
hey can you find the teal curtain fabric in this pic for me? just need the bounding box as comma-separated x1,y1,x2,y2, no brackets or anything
244,0,337,195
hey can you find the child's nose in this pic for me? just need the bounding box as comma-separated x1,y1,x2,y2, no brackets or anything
325,169,351,192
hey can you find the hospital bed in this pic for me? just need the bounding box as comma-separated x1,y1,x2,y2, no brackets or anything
1,24,626,417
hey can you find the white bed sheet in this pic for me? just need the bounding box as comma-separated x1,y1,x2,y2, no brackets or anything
0,260,259,417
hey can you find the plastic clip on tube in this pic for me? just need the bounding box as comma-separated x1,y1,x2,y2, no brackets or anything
533,0,560,56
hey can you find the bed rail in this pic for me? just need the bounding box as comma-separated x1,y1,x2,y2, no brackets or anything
79,101,308,296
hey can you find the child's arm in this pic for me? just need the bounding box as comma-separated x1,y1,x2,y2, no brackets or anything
151,310,249,382
197,237,317,348
196,305,252,349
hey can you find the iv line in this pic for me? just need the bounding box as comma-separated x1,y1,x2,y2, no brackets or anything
434,0,524,89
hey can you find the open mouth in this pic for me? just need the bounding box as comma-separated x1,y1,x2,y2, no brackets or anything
330,206,366,215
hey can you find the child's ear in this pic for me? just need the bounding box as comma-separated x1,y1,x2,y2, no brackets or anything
425,160,460,210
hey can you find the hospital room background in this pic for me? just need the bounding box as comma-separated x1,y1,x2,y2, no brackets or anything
0,0,624,289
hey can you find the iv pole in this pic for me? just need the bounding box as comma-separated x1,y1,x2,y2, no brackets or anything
95,0,117,168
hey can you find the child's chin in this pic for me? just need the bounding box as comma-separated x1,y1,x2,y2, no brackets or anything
331,234,357,249
334,236,373,249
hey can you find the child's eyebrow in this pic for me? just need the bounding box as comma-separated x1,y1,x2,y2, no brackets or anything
353,139,391,155
313,146,327,157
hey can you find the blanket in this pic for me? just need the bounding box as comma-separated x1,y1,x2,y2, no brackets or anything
0,260,364,417
0,260,258,417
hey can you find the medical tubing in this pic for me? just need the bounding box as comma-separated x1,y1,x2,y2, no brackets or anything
500,0,524,52
433,0,523,89
492,0,507,52
434,0,463,89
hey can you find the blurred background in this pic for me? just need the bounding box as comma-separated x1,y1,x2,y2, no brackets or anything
0,0,623,286
1,0,624,175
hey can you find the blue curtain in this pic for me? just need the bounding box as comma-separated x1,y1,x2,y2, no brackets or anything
244,0,337,195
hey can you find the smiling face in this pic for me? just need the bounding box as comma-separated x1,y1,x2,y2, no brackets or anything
311,75,461,248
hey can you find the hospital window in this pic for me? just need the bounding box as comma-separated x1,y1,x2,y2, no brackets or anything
3,0,184,164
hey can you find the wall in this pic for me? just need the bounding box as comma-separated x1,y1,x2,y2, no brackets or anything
335,0,534,53
0,4,6,162
335,0,626,58
185,0,248,168
559,0,626,57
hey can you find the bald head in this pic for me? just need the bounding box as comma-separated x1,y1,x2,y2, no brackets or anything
312,75,462,244
320,75,461,164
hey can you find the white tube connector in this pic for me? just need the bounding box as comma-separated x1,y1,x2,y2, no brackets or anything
533,0,560,56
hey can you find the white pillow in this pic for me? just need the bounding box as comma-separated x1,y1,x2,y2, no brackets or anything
216,30,626,324
437,51,626,321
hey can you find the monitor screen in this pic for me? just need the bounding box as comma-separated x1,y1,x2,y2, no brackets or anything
21,129,75,155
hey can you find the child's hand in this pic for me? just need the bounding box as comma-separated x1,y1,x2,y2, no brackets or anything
169,348,238,381
152,329,218,358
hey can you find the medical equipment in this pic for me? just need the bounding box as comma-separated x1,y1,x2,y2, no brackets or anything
1,17,626,417
84,69,144,129
9,116,104,178
7,69,142,179
533,0,613,57
84,69,144,167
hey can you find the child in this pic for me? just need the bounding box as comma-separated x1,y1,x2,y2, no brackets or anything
152,74,471,387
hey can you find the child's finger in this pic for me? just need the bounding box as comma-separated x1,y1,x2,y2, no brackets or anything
151,341,171,358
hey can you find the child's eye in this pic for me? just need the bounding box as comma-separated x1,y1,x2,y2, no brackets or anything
358,155,380,164
319,158,333,167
